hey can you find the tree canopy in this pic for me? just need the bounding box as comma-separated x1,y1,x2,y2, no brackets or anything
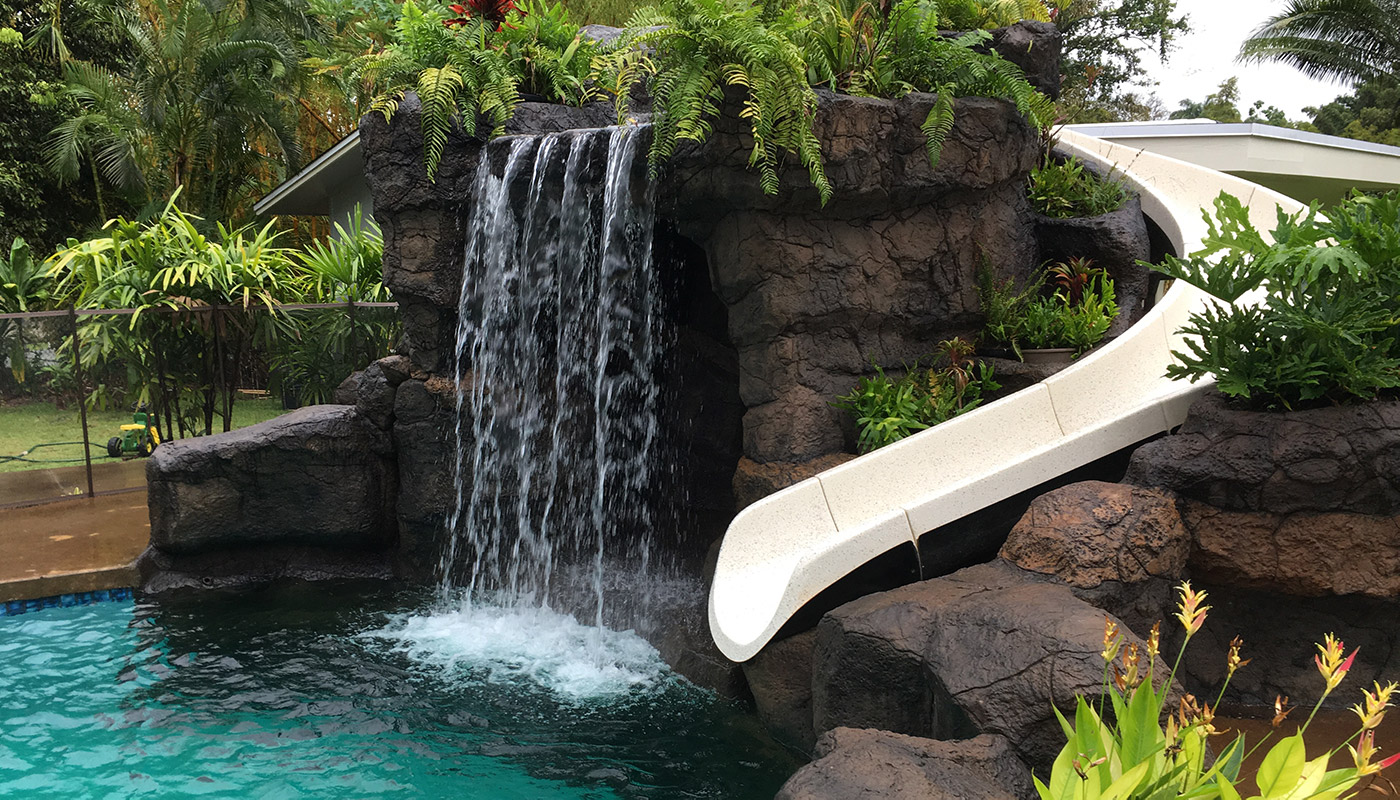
1240,0,1400,87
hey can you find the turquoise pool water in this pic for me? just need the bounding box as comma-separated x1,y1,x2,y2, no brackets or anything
0,583,797,798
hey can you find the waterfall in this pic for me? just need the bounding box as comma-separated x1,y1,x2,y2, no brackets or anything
440,125,662,629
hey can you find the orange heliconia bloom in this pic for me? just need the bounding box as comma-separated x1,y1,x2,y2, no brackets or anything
1175,582,1210,637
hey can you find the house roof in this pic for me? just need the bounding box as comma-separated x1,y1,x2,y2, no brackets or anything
253,131,363,217
1064,120,1400,205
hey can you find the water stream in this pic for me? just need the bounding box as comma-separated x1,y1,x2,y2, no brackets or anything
439,124,667,633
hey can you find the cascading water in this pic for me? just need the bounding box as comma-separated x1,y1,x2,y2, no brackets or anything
438,124,665,636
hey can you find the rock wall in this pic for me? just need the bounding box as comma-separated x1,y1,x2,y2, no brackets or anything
361,85,1048,577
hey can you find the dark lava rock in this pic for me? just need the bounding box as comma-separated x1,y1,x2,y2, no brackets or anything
812,561,1155,770
776,729,1035,800
356,359,401,431
743,629,818,752
1126,391,1400,516
146,405,396,556
392,376,458,578
333,370,361,405
992,21,1061,100
1035,193,1151,335
1000,480,1189,589
733,454,856,511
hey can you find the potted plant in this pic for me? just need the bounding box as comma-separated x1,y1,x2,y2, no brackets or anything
835,337,1001,452
977,259,1120,363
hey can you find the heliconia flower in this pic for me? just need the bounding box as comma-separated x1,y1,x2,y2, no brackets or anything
1226,636,1251,678
1101,616,1122,664
1348,729,1397,776
1121,642,1141,689
1271,695,1293,728
1351,681,1397,731
1147,621,1161,661
1175,581,1210,637
1315,634,1358,693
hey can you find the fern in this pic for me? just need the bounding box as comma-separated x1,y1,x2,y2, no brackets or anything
609,0,833,204
795,0,1052,168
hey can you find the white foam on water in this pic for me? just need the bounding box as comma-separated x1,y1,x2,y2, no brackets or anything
368,600,669,702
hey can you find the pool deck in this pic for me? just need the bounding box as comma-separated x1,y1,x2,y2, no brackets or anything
0,492,149,603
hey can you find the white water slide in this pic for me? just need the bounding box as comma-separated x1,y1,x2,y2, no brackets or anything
708,129,1309,663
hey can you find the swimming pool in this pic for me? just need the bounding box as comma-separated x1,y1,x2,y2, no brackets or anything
0,582,797,798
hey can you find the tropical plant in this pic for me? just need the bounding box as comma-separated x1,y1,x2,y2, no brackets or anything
978,263,1118,356
498,0,597,104
835,337,1000,452
1029,156,1129,219
44,0,305,223
1152,191,1400,411
272,205,397,406
938,0,1056,30
1017,278,1117,353
795,0,1055,167
617,0,832,202
0,237,51,384
355,0,551,178
1,0,133,251
1036,581,1400,800
46,193,300,437
1239,0,1400,87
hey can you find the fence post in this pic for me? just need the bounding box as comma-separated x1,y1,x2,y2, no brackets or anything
68,307,94,499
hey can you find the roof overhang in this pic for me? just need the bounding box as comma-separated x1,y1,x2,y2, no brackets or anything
253,131,364,217
1065,120,1400,204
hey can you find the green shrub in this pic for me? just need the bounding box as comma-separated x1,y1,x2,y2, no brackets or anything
937,0,1057,30
835,337,1000,452
977,260,1119,357
1029,156,1130,219
1153,190,1400,410
1036,581,1400,800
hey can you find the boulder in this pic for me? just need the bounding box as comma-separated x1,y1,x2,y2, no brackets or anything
1126,391,1400,516
991,21,1061,100
356,358,405,430
1035,193,1151,335
1183,501,1400,598
146,405,396,556
733,454,856,511
743,629,818,752
333,370,361,405
1000,480,1189,589
776,729,1034,800
392,376,459,578
813,561,1155,770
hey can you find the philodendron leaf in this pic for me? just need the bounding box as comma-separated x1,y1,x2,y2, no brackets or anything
1254,733,1306,798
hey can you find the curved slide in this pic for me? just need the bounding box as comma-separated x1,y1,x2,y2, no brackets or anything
708,128,1308,663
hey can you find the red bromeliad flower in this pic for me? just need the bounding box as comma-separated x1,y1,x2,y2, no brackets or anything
442,0,523,30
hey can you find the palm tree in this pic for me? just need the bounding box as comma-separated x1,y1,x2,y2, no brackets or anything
45,0,304,222
1239,0,1400,85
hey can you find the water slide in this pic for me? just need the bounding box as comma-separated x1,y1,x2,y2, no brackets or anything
708,129,1309,663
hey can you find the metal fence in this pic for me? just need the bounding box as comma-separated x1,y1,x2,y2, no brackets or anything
0,301,399,509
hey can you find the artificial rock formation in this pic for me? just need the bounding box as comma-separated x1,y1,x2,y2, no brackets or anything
141,405,398,590
1127,391,1400,597
810,561,1154,770
146,405,396,555
776,729,1035,800
1035,192,1151,335
1000,480,1189,589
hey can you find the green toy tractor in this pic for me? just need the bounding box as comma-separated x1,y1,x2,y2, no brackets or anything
106,407,162,458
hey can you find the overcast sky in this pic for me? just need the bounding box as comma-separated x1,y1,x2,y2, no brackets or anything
1138,0,1353,119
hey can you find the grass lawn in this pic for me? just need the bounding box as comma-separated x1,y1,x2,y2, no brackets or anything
0,397,288,474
